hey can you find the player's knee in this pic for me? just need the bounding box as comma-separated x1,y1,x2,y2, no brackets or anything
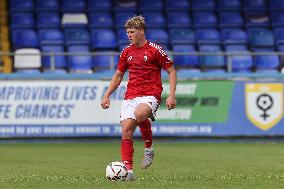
121,125,134,139
134,109,147,122
122,129,134,139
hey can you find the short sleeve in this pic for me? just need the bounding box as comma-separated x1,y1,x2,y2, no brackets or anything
156,47,174,70
117,48,128,72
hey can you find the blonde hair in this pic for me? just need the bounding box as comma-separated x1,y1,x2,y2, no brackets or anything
124,15,146,32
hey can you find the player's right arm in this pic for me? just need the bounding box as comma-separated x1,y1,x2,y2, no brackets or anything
101,45,129,109
101,70,125,109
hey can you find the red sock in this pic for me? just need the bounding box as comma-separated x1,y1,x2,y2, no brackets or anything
121,139,134,171
139,119,152,148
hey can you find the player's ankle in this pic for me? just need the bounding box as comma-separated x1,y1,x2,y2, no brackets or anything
145,145,153,150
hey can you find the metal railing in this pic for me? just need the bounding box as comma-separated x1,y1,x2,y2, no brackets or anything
0,51,283,73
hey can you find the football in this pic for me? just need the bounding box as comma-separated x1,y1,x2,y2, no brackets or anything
106,161,128,181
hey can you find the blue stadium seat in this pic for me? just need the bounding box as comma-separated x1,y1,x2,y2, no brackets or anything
192,0,216,11
271,13,284,28
118,44,129,51
41,45,66,68
254,50,280,70
172,45,199,67
196,29,221,45
43,69,67,74
199,45,225,67
62,0,86,12
91,29,117,50
89,12,113,28
146,29,169,48
274,28,284,45
225,50,253,71
177,68,201,77
139,0,164,11
167,12,191,28
142,12,166,28
160,44,169,51
219,12,243,28
222,28,247,45
113,0,137,12
225,45,248,52
225,45,249,52
161,70,169,79
169,29,195,45
12,29,39,49
232,68,252,73
203,68,226,73
245,12,270,28
117,29,129,46
93,51,119,71
115,12,136,28
193,12,217,28
35,0,60,12
87,0,112,11
93,70,116,78
64,28,90,46
277,45,284,67
38,29,64,45
244,0,267,11
178,68,201,74
10,13,35,29
67,45,93,70
165,0,190,11
255,69,279,73
9,0,34,12
248,28,274,48
269,0,284,11
37,12,61,28
218,0,241,11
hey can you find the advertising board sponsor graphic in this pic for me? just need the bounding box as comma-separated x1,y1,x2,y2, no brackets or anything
2,78,284,137
246,83,284,131
156,81,234,123
0,80,126,124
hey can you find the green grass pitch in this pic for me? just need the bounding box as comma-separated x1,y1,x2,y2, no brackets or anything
0,141,283,188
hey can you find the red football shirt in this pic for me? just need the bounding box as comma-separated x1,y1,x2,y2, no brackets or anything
117,41,173,102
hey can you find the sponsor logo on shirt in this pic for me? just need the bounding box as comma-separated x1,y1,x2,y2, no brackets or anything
149,42,167,56
127,56,133,61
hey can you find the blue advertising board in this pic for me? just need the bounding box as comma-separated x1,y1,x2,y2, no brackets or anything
0,78,284,137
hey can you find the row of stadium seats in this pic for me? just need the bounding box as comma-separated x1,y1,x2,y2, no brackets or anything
10,27,284,51
13,47,118,73
9,11,284,30
9,0,284,13
10,28,284,73
7,0,284,74
12,44,281,73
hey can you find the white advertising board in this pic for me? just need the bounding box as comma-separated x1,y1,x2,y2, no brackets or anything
0,80,126,124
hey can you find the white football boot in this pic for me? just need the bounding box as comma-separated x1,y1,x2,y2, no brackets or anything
125,170,136,181
141,146,154,169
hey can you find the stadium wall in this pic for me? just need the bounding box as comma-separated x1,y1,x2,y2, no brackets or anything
0,74,284,137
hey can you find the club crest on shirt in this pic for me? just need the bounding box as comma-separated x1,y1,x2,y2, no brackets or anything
144,55,147,61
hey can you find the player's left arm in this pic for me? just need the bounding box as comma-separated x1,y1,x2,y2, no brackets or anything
155,47,177,110
165,66,177,110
